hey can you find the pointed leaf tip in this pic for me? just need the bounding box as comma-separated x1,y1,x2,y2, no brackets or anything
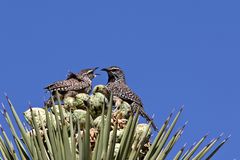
214,132,224,141
204,132,209,138
180,105,184,112
227,134,231,139
219,132,224,137
182,121,188,129
171,108,176,113
4,92,8,97
180,143,187,151
223,135,231,142
152,114,155,119
1,103,6,109
183,143,187,148
192,141,197,146
4,93,10,102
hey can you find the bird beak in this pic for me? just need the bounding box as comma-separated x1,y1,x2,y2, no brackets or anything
94,73,100,77
91,67,99,77
93,67,99,71
101,68,108,72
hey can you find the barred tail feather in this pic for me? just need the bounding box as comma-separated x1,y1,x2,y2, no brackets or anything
139,108,158,131
132,102,158,131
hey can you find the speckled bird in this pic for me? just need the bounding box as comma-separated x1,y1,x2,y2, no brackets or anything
101,66,158,130
44,67,98,107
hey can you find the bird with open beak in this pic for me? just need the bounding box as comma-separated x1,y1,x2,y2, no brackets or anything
44,67,99,107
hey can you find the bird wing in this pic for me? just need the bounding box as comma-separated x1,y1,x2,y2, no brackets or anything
67,80,90,91
111,82,143,106
44,78,87,92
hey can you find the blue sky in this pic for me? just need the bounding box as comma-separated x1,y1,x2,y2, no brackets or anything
0,1,239,159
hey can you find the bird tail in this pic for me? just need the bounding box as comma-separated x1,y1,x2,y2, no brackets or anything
139,108,158,131
132,102,158,131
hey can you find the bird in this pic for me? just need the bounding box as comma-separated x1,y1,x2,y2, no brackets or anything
44,67,98,107
101,66,158,131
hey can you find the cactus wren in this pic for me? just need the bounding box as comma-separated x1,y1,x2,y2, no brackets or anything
44,67,98,107
101,66,158,130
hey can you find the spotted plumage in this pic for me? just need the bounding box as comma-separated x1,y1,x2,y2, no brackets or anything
101,66,158,130
44,67,98,107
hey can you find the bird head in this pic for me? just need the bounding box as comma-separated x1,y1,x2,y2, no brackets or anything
67,67,99,80
101,66,125,82
79,67,99,80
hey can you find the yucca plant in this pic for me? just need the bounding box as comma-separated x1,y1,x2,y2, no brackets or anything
0,85,229,160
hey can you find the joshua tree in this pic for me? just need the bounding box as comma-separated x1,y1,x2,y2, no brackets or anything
0,85,229,160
